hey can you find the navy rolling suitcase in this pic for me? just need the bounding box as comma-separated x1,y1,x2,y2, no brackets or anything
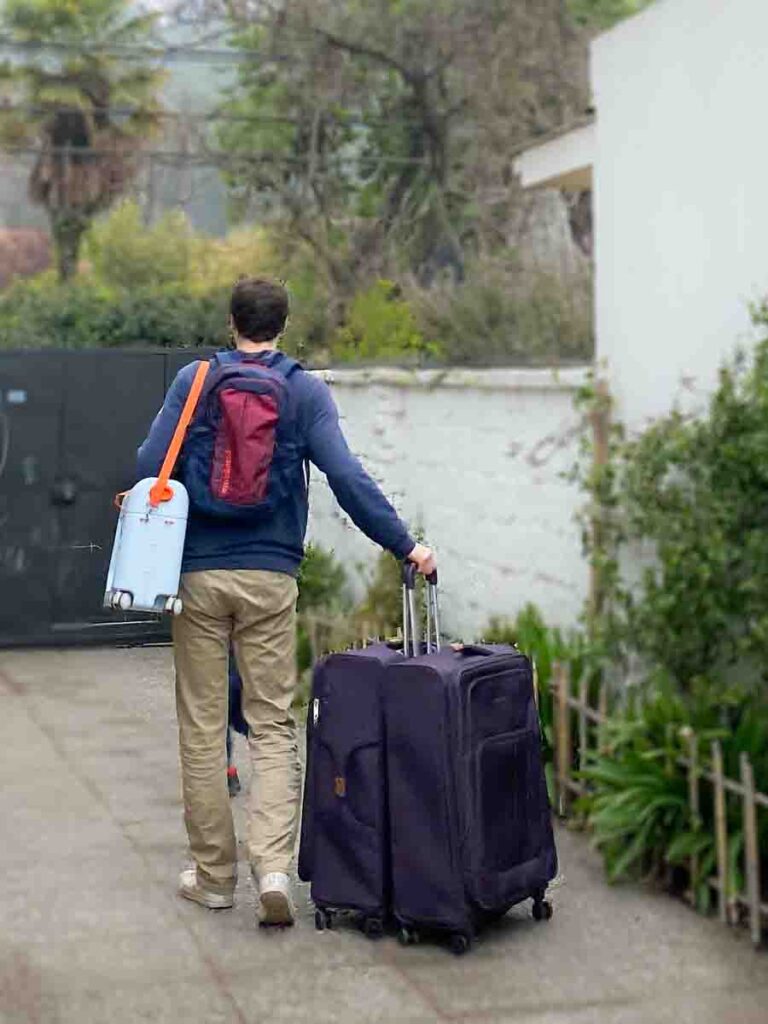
298,638,403,937
384,569,558,954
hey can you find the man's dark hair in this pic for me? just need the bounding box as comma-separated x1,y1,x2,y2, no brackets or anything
230,277,289,342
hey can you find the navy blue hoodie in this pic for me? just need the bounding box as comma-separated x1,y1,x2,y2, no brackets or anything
136,349,415,575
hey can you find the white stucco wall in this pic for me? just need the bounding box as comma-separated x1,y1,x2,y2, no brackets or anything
592,0,768,429
306,367,591,637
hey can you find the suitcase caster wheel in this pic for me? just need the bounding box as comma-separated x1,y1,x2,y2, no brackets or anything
165,597,183,616
532,899,553,921
361,917,384,940
315,909,334,932
113,591,132,611
398,927,418,947
450,933,471,956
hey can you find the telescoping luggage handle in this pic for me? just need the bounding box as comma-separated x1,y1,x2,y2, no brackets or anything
401,561,440,657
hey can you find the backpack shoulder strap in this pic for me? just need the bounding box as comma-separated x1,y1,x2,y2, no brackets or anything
271,353,303,378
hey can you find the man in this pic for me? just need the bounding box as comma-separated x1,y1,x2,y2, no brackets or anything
137,277,435,926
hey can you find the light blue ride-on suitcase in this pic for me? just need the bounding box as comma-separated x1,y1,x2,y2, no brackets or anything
103,477,189,615
103,360,209,618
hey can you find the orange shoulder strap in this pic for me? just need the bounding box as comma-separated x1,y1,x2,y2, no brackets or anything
148,360,210,507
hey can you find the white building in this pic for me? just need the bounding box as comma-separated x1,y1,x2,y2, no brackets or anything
515,0,768,430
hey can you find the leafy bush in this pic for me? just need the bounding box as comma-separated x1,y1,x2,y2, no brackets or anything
578,678,768,907
84,201,195,290
577,314,768,689
0,274,228,349
294,543,350,695
297,543,350,616
332,280,439,365
84,201,277,292
415,259,593,366
352,551,405,637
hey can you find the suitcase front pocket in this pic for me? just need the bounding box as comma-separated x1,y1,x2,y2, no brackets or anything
311,739,384,911
474,728,547,873
315,740,380,831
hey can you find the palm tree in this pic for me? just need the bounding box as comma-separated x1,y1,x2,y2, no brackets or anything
0,0,166,280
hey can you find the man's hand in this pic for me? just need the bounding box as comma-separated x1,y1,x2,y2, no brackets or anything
407,543,437,576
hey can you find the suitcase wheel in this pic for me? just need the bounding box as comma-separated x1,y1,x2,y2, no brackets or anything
449,933,471,957
361,916,384,940
532,899,553,922
111,590,133,611
164,596,183,616
315,909,334,932
397,926,420,947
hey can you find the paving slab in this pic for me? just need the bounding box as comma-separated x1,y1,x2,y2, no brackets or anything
1,647,766,1024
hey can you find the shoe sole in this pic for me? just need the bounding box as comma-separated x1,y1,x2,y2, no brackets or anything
179,886,234,911
259,890,295,927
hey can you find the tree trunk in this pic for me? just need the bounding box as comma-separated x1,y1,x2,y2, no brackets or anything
51,211,88,282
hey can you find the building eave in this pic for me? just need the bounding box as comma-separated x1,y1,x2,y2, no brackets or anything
513,120,595,192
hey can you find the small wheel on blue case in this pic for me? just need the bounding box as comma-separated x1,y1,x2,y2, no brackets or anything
362,916,384,940
314,909,325,932
398,927,417,947
450,933,471,956
532,899,553,921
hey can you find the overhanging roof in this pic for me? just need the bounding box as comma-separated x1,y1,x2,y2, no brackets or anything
513,119,595,191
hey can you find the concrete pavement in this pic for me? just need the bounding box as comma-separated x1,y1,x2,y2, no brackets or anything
1,646,766,1024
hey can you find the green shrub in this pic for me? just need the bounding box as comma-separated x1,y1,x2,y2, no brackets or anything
577,312,768,689
332,280,440,365
353,550,404,636
84,201,195,290
578,678,768,906
297,543,350,615
415,259,593,366
0,275,228,349
294,544,350,697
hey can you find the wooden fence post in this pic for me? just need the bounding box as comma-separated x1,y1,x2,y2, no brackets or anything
588,379,610,623
597,680,608,753
307,614,319,667
578,671,588,781
554,662,571,816
711,741,729,925
686,731,700,905
741,753,762,947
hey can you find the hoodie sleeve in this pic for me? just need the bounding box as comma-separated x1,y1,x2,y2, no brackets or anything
304,377,415,559
136,363,198,480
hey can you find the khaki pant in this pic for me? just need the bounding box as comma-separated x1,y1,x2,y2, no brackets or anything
172,569,300,895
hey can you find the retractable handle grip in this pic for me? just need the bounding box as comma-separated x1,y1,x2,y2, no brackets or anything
401,559,441,656
402,561,418,590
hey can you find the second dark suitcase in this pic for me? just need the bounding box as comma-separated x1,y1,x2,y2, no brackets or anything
384,576,558,954
298,640,402,936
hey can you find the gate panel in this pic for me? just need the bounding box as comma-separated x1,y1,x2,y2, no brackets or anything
53,351,167,632
0,353,64,639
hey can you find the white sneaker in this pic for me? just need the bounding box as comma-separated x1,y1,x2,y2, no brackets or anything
257,871,295,927
178,867,234,910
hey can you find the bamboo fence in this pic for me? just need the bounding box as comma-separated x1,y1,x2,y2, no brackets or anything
551,662,767,948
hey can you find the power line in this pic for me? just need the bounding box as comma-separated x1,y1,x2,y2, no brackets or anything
0,142,429,170
0,36,264,64
0,102,429,131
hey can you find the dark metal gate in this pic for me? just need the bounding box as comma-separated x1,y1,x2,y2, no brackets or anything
0,348,215,646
